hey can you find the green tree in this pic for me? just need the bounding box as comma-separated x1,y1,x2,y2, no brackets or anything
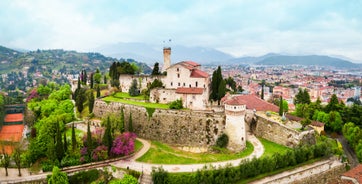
128,112,133,132
225,77,237,92
12,141,23,176
120,107,125,133
86,121,92,157
260,80,265,100
96,86,101,98
120,174,138,184
210,66,223,103
300,118,311,130
282,100,289,113
294,88,310,105
63,131,68,153
47,166,69,184
103,75,107,84
279,96,283,116
71,123,77,152
129,79,140,96
90,73,94,89
94,69,102,84
102,116,113,156
152,62,160,75
0,141,10,176
325,94,340,112
88,91,95,113
55,122,64,163
76,88,86,114
217,79,226,105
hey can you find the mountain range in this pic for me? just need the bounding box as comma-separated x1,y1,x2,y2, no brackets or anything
96,42,362,69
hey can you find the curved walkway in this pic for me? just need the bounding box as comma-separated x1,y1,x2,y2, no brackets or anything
111,134,264,174
0,135,264,182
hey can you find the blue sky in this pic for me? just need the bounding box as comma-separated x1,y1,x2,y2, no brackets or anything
0,0,361,62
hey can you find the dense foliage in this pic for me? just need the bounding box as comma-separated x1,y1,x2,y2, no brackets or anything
152,137,337,184
169,99,183,109
210,66,226,105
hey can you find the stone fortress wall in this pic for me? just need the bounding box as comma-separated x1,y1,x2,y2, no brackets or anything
251,111,316,148
93,99,226,149
93,99,315,149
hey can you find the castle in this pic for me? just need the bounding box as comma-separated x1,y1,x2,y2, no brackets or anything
119,47,210,110
109,47,315,152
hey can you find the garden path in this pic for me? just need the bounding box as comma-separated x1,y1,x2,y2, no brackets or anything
111,133,264,174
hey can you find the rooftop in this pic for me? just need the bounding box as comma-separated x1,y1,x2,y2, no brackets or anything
176,87,204,94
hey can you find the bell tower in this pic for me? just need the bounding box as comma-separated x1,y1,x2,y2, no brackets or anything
162,47,171,72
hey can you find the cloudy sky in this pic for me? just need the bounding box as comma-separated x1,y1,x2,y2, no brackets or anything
0,0,361,62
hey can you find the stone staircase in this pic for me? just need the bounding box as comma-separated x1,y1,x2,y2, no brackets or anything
139,173,153,184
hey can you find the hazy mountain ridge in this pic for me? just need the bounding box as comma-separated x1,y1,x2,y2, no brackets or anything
96,42,361,68
256,55,358,68
0,46,152,75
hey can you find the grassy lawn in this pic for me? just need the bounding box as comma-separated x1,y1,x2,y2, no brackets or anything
134,139,143,152
113,92,146,100
136,141,254,164
103,96,170,109
260,138,291,158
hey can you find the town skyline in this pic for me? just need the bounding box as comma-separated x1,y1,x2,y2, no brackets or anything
1,0,362,62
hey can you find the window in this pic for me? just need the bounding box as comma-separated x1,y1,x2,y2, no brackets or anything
192,95,195,99
177,73,180,78
163,98,166,100
178,82,180,86
177,68,179,72
189,84,191,87
195,81,198,87
171,82,173,86
204,84,205,88
183,83,185,86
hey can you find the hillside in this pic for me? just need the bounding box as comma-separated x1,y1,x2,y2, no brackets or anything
256,55,358,68
0,46,152,75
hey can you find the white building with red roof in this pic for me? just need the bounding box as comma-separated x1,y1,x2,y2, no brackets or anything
150,59,211,110
119,47,211,110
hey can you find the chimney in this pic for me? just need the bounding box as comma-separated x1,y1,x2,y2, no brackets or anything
162,47,171,72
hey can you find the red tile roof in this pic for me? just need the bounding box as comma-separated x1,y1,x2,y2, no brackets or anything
176,87,204,94
224,97,247,106
342,164,362,183
223,94,279,112
4,113,23,122
183,61,200,67
190,69,209,78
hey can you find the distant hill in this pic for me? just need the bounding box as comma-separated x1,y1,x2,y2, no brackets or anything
0,46,152,75
95,42,233,65
256,55,358,68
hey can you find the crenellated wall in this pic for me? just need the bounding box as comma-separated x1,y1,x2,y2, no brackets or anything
93,99,226,148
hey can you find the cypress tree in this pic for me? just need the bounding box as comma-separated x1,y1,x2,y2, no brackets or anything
152,62,160,75
71,123,77,152
77,76,81,89
102,116,112,155
217,79,226,105
96,86,101,98
261,80,265,100
86,121,92,157
90,73,94,89
120,107,125,133
279,96,284,116
128,112,133,132
76,88,85,114
88,91,95,113
55,122,64,162
63,130,68,153
103,75,107,84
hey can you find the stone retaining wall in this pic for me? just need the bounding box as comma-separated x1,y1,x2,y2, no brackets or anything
254,112,316,148
93,100,226,148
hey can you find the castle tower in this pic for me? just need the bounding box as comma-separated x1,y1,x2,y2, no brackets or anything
224,97,247,152
162,47,171,72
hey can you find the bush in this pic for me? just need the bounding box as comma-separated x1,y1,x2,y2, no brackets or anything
61,155,80,167
216,133,229,148
68,169,100,184
169,99,183,109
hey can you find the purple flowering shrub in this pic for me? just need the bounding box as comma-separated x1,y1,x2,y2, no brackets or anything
92,145,108,161
111,132,137,156
26,89,39,102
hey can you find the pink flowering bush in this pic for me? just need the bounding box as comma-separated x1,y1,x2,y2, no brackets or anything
26,89,39,102
92,145,108,161
111,132,137,156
